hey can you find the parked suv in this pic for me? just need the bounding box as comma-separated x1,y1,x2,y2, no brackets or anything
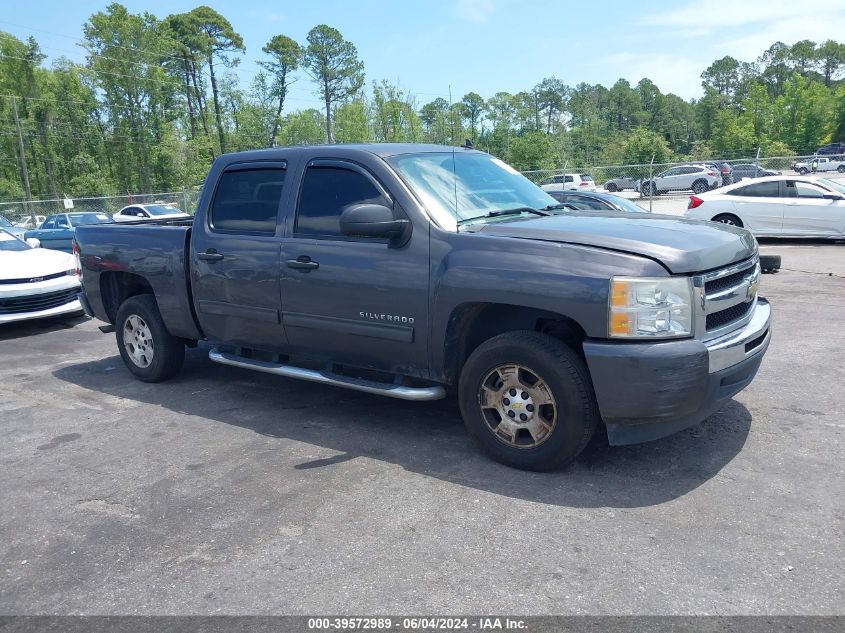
816,143,845,156
731,164,779,180
640,165,721,195
540,173,597,192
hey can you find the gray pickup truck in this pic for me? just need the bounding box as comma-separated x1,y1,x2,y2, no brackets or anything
75,144,771,470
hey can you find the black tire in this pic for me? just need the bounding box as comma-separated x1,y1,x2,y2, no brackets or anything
838,165,845,173
692,179,708,194
760,254,781,273
606,183,618,192
798,167,808,175
458,331,598,471
642,181,658,196
712,213,743,228
115,294,184,382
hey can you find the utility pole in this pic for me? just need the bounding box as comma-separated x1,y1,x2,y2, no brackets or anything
11,97,34,226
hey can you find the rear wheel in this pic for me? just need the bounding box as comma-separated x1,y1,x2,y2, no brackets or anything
458,331,598,471
605,183,618,192
642,181,658,196
712,213,743,228
692,179,709,194
115,294,184,382
838,165,845,173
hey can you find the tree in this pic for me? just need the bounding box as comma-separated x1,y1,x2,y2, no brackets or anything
621,128,670,165
759,42,791,97
303,25,364,143
789,40,817,76
460,92,485,140
260,35,302,146
535,77,568,134
189,6,244,154
701,56,742,98
817,40,845,87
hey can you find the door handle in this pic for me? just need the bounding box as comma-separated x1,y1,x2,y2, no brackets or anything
286,256,319,270
198,250,224,261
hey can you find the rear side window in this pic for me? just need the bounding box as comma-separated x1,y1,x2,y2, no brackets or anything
787,181,826,198
731,182,780,197
210,168,286,234
580,174,594,182
295,166,389,238
564,175,574,183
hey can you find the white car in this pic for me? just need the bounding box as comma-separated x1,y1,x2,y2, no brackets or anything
0,230,82,324
13,215,46,229
540,173,597,192
113,203,190,222
685,175,845,238
640,165,721,195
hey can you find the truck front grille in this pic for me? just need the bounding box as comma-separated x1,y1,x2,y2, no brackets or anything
0,288,79,315
699,256,760,336
706,300,754,330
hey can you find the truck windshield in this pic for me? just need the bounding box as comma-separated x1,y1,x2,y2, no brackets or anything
387,151,557,229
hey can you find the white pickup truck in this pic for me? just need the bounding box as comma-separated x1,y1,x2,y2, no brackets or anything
794,156,845,174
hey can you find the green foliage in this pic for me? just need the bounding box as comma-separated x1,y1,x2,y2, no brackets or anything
621,128,671,165
2,11,845,203
303,24,364,143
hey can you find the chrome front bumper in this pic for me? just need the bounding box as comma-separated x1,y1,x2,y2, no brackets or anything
706,298,771,373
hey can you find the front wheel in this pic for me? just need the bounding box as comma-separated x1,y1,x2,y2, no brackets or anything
115,294,184,382
605,183,618,192
458,331,598,471
838,165,845,173
692,179,709,194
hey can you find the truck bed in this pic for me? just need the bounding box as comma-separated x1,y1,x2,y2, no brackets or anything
74,220,202,340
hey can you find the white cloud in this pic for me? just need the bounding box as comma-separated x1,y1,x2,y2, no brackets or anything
454,0,495,23
632,0,845,97
596,53,705,99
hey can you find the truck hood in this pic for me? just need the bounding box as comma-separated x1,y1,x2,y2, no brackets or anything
471,212,757,274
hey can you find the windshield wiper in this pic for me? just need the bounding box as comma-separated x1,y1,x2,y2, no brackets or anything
457,206,550,226
541,203,576,211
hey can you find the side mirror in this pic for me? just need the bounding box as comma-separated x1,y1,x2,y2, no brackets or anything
340,204,410,244
26,237,41,248
823,193,843,201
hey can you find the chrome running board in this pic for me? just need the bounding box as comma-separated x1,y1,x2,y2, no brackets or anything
208,348,446,401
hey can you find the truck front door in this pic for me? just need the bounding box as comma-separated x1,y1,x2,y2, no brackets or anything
190,161,289,351
278,159,430,377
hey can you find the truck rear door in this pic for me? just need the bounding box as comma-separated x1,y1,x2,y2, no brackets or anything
277,158,430,377
190,161,289,351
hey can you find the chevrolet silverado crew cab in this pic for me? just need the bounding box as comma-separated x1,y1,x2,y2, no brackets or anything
75,144,771,471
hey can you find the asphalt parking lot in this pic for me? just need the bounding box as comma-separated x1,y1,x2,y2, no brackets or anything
1,243,843,615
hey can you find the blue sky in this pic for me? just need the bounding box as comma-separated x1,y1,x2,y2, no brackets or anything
3,0,844,108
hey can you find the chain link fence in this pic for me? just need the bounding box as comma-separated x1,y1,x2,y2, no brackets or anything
521,155,819,202
0,189,201,228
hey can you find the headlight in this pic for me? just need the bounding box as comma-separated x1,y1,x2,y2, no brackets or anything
609,276,693,338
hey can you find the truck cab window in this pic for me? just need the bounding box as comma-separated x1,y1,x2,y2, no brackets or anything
295,166,389,238
210,168,286,234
